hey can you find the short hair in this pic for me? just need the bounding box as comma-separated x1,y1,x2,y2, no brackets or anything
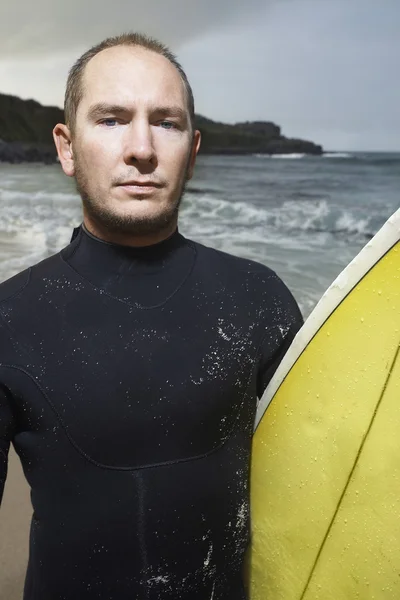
64,32,195,136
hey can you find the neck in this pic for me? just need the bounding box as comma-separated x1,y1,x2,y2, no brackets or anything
82,215,179,248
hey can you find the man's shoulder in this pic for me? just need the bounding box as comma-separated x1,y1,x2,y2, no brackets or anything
192,238,285,289
0,251,63,305
192,238,274,276
190,238,302,320
0,266,31,304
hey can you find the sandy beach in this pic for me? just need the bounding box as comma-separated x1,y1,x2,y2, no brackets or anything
0,448,31,600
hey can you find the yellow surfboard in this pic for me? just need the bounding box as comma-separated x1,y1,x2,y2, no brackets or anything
249,209,400,600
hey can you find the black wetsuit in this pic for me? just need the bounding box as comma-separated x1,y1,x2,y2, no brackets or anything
0,225,302,600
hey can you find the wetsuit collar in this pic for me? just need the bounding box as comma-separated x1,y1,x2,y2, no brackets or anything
63,222,194,305
70,222,183,257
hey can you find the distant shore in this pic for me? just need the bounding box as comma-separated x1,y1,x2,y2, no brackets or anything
0,140,57,164
0,92,323,164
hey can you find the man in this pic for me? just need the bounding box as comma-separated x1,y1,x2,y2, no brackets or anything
0,32,303,599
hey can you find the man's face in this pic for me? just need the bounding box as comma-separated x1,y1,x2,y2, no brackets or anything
64,46,199,238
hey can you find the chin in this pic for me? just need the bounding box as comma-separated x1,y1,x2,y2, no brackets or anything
101,205,178,235
82,191,180,236
124,203,170,221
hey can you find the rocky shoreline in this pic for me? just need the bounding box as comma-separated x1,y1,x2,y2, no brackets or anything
0,93,323,164
0,140,58,164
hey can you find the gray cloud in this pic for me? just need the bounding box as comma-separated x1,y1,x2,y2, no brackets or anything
0,0,269,56
180,0,400,150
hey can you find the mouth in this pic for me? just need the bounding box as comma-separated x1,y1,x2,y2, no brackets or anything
118,180,162,188
117,181,162,195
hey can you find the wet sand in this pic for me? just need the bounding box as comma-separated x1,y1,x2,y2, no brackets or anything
0,448,31,600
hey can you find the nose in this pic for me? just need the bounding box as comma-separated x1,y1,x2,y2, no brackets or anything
122,119,156,165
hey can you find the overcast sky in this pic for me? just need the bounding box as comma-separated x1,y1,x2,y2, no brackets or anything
0,0,399,151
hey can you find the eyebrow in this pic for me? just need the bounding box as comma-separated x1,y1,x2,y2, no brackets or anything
87,103,188,122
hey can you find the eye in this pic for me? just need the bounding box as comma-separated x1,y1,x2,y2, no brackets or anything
159,121,178,130
100,119,118,127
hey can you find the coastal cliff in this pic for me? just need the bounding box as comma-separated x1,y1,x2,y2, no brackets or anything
0,93,323,163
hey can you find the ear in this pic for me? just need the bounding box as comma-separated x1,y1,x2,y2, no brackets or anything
186,130,201,181
53,123,75,177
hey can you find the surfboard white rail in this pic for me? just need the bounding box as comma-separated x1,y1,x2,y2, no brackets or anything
254,207,400,431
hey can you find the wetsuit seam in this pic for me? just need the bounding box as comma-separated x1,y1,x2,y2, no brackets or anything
252,327,273,394
253,325,281,403
0,267,32,304
256,327,277,360
59,242,198,311
0,361,257,472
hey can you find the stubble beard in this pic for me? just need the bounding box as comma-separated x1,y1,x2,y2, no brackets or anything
73,154,191,237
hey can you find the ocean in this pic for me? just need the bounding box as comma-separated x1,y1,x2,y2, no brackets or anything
0,152,398,317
